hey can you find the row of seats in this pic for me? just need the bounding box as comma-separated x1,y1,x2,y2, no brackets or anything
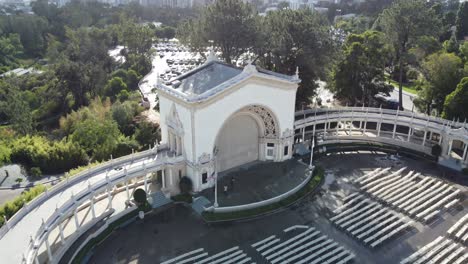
400,236,467,264
160,246,254,264
251,226,355,264
331,195,414,248
448,213,468,243
356,167,461,223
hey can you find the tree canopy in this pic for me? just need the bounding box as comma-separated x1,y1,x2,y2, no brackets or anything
330,30,392,105
178,0,257,64
443,77,468,120
376,0,441,109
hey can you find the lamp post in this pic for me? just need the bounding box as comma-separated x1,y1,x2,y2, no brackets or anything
213,147,219,208
309,139,315,170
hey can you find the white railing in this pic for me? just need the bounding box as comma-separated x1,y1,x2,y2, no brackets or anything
205,168,314,214
294,107,468,130
27,152,184,264
0,148,159,240
67,206,137,264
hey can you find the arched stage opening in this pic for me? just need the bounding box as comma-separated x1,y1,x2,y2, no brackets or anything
216,114,260,172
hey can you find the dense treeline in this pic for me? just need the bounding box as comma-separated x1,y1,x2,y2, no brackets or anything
177,0,468,119
0,1,180,175
178,0,334,107
331,0,468,119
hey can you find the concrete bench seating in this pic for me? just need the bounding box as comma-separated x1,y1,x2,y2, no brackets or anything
386,177,432,204
400,236,444,264
448,214,468,235
354,168,386,184
400,234,468,264
161,248,205,264
331,199,369,222
413,238,452,264
270,235,327,263
262,227,316,257
332,194,365,214
163,246,254,264
440,247,465,264
267,231,321,261
370,221,414,248
253,227,354,264
333,200,374,225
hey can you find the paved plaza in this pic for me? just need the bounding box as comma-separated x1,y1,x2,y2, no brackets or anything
199,159,308,206
88,152,468,264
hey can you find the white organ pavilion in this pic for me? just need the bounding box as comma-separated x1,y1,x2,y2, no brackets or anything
156,55,300,192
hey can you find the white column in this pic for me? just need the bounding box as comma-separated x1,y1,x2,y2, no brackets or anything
168,133,173,152
169,168,173,186
302,127,305,142
312,124,316,136
74,209,80,229
144,173,148,193
324,121,327,134
462,142,468,161
162,169,166,189
58,220,65,244
407,127,411,142
107,187,112,208
447,139,453,156
422,130,427,146
44,233,53,262
336,117,340,134
377,122,381,137
392,123,397,139
125,179,130,201
439,134,443,145
90,196,96,219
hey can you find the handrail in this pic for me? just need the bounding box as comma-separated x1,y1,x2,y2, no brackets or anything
26,152,185,264
0,148,157,239
294,107,468,130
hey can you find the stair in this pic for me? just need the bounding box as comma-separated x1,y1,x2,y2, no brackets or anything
150,191,172,209
191,196,212,215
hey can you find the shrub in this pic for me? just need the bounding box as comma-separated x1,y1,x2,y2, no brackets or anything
10,136,88,174
179,176,193,194
133,188,147,205
462,168,468,176
30,167,42,178
171,193,193,203
0,144,11,166
431,144,442,157
0,184,46,227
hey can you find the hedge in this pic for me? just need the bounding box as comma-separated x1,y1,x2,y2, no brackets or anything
0,184,46,227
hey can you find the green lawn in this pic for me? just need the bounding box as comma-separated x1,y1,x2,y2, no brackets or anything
386,78,418,95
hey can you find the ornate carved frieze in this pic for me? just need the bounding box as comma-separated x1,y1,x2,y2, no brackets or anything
241,105,278,138
198,152,211,164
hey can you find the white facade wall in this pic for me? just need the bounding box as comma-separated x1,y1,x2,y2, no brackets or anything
193,79,297,161
158,74,298,192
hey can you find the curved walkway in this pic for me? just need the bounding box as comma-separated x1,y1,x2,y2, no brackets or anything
0,148,178,264
294,107,468,170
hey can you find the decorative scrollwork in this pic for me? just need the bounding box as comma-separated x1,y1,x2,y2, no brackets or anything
241,105,278,138
198,153,211,164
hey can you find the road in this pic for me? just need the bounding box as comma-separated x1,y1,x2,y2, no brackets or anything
315,80,417,112
389,88,417,112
